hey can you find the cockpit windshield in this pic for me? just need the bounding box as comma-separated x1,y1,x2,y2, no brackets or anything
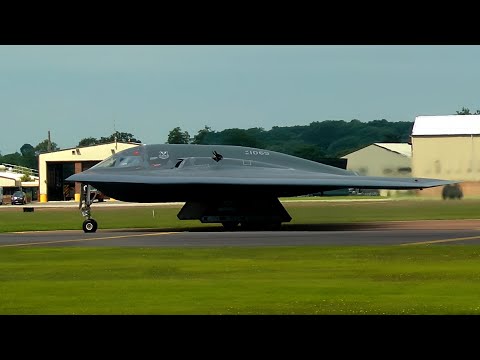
92,146,145,169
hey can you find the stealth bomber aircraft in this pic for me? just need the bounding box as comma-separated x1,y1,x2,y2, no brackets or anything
66,143,454,232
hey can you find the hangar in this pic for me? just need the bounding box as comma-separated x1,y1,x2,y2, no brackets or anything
341,143,412,195
38,141,140,202
341,143,411,177
411,114,480,197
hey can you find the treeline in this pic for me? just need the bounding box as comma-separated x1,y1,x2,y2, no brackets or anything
0,140,60,170
3,107,476,169
0,120,414,170
170,119,414,160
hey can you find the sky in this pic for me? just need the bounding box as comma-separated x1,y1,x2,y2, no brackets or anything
1,45,480,155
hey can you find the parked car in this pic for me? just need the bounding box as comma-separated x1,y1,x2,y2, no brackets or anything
11,191,28,205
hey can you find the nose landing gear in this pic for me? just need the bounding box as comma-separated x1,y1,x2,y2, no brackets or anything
79,184,98,233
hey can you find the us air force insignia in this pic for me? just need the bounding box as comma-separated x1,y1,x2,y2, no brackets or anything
159,151,169,160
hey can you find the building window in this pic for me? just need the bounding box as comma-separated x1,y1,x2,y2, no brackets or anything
397,167,411,174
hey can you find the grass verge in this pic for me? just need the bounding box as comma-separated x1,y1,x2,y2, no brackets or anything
1,246,480,314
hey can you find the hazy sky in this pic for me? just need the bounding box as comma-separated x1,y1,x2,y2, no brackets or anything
1,45,480,155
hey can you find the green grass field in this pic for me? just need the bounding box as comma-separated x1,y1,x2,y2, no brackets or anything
1,197,480,314
1,246,480,314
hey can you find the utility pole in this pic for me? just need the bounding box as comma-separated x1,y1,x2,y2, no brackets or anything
47,131,52,152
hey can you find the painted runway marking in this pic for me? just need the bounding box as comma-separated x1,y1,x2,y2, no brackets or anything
400,235,480,246
0,232,180,248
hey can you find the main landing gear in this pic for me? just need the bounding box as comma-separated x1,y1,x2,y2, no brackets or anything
177,198,292,231
79,184,98,233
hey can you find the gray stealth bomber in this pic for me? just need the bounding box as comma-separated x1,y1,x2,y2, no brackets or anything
66,143,454,232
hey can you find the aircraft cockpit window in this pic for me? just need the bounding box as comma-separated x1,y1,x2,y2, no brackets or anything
91,146,145,169
93,156,117,168
117,156,143,167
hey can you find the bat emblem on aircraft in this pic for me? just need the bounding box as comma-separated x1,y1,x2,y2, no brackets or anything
66,143,457,233
159,151,169,160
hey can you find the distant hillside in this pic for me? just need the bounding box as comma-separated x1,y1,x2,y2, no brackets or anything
191,119,413,160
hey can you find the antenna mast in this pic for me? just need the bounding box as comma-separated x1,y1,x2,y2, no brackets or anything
113,116,117,149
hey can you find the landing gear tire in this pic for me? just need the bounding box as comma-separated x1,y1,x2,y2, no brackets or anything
222,222,239,231
83,219,98,233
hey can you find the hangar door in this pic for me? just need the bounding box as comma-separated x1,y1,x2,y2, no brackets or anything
46,162,75,201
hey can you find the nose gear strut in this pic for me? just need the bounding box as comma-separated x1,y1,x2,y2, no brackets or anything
79,184,98,233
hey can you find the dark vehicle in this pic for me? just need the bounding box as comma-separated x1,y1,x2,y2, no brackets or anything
11,191,27,205
442,183,463,200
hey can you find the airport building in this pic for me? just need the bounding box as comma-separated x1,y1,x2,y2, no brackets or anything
0,164,40,203
411,114,480,197
341,143,412,177
38,141,140,202
341,143,412,195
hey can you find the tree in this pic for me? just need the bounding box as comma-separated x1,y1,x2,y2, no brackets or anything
20,144,35,157
78,137,99,147
34,139,59,154
167,127,190,144
99,131,141,144
291,144,325,161
19,143,37,169
1,152,23,165
192,125,213,144
20,170,34,182
219,128,258,147
456,107,480,115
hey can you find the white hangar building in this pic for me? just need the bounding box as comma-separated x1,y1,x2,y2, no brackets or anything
411,114,480,197
38,141,140,202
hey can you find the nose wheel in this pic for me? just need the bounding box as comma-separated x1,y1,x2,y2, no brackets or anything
79,184,98,233
82,219,98,233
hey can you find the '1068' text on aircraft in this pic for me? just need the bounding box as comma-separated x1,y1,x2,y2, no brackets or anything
66,144,454,233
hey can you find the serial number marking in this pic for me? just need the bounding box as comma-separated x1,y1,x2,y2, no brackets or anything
245,150,270,156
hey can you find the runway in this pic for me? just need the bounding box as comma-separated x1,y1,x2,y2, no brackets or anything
3,220,480,247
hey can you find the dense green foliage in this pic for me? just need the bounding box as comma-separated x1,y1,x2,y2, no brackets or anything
167,127,190,144
0,139,59,170
185,119,413,159
77,131,141,147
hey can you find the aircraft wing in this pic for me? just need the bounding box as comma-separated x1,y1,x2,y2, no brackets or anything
67,166,452,190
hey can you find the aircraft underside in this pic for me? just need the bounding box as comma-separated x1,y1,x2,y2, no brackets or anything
177,198,292,230
89,182,345,203
78,183,304,232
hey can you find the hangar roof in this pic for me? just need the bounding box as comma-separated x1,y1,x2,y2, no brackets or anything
341,143,411,159
38,141,141,161
374,143,411,158
0,170,39,187
412,115,480,136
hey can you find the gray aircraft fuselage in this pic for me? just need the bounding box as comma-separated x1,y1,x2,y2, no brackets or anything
66,143,453,203
67,143,457,231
